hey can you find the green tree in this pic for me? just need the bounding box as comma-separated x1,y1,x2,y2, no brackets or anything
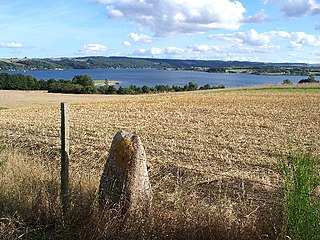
298,75,319,84
184,82,198,91
141,85,151,94
129,84,141,94
72,74,94,87
107,85,117,94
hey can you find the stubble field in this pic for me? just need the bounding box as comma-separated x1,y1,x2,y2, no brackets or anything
0,87,319,239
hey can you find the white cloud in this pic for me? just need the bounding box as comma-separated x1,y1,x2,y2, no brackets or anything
134,49,147,55
267,30,291,38
266,0,320,17
164,47,185,55
289,41,302,50
132,45,222,59
128,33,152,43
313,50,320,56
133,47,162,57
0,42,23,48
122,41,132,46
210,29,320,51
193,44,211,52
291,32,320,47
315,23,320,30
235,29,270,46
150,47,162,55
130,43,282,62
243,10,271,23
190,44,220,52
95,0,246,36
210,29,271,46
79,43,107,54
107,6,124,17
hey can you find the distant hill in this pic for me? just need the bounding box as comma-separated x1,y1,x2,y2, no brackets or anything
0,56,318,71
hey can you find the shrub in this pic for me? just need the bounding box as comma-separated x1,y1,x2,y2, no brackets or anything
282,79,292,85
141,85,151,94
184,82,198,91
72,74,94,87
298,75,319,84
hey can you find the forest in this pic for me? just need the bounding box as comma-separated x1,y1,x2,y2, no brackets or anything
0,73,225,94
1,56,319,76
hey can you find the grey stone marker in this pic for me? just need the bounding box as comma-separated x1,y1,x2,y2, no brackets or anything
99,131,151,217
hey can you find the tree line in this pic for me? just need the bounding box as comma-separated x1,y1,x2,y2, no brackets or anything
0,73,48,90
0,73,225,94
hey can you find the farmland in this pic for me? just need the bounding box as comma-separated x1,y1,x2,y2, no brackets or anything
0,85,320,239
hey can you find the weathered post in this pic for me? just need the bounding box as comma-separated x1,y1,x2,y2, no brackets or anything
61,102,70,216
99,131,151,217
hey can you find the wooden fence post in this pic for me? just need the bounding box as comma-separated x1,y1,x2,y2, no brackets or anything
61,102,70,216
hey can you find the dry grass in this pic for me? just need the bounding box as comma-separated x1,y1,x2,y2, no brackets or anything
0,90,137,109
0,87,320,239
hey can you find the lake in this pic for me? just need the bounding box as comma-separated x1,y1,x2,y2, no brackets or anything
4,69,308,88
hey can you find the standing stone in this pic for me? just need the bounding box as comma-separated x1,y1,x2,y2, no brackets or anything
99,131,151,217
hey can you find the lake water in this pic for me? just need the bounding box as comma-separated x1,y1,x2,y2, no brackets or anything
4,69,308,88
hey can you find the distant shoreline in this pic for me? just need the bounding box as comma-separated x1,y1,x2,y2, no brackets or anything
93,80,120,86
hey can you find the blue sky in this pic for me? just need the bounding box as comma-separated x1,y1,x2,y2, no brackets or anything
1,0,320,63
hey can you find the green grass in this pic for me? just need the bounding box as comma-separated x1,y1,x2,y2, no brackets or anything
280,147,320,240
203,85,320,94
246,87,320,93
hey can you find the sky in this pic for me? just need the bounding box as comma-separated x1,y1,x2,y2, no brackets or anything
1,0,320,63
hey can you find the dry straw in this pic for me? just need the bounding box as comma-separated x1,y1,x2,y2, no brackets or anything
0,88,319,238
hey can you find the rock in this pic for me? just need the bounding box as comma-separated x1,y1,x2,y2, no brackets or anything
99,131,151,217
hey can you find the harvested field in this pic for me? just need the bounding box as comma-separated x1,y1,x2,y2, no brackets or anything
0,90,137,109
0,87,319,239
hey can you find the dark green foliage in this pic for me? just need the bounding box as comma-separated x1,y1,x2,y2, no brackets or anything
48,78,97,94
199,84,212,90
0,73,38,90
37,79,49,90
111,82,224,95
106,85,117,94
15,59,59,70
0,73,224,95
282,79,292,84
129,84,142,94
184,82,198,91
298,75,319,84
141,85,151,94
0,60,23,70
206,67,226,73
72,74,94,87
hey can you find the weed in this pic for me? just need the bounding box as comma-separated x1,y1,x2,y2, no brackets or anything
280,147,320,239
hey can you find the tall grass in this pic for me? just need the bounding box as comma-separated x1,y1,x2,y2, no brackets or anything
281,147,320,239
0,147,279,239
